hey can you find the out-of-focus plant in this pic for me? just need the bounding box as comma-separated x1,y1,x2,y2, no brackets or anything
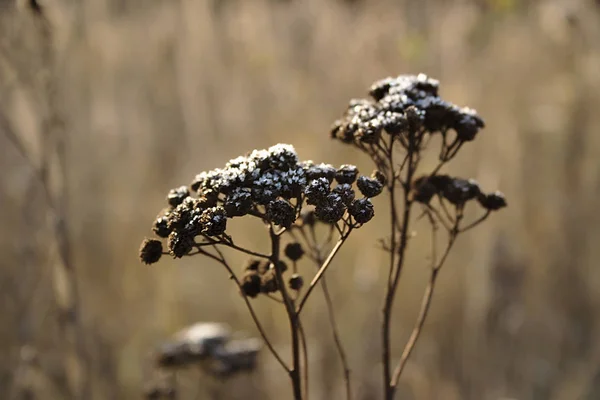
331,73,506,399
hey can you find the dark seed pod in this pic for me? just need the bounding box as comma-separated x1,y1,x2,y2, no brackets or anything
260,270,279,293
241,271,262,298
167,231,194,258
335,165,359,184
332,184,356,206
289,274,304,291
349,198,375,224
305,177,331,206
139,239,163,264
314,194,346,223
153,215,171,238
284,242,304,261
356,176,383,198
477,191,507,211
167,186,190,207
266,199,296,228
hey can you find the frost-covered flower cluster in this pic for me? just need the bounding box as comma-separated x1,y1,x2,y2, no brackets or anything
139,144,379,264
331,73,485,147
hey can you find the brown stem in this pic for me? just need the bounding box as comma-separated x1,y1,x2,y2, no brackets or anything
389,234,457,388
382,149,416,400
298,321,310,400
269,227,303,400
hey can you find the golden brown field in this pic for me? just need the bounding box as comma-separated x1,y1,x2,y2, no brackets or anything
2,0,600,399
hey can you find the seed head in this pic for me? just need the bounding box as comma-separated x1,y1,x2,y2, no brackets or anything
139,238,163,264
241,271,262,298
153,215,171,238
371,170,387,187
314,194,346,223
200,207,228,236
478,191,507,211
305,163,337,183
284,242,304,261
223,187,253,217
289,274,304,291
335,165,359,184
167,186,190,207
411,176,438,204
260,270,279,293
332,183,356,206
272,260,289,273
266,199,296,228
441,178,481,205
167,231,194,258
349,198,375,224
357,176,383,198
305,177,331,206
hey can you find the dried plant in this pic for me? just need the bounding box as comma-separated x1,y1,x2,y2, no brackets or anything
140,143,378,399
331,73,506,399
140,74,506,399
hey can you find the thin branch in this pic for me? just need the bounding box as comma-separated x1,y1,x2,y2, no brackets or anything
215,237,271,259
319,274,352,400
389,232,457,388
296,232,351,315
459,210,491,233
298,321,309,400
198,246,290,373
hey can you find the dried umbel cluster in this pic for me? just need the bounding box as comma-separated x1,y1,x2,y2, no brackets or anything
331,73,483,154
329,74,507,400
139,144,380,265
411,175,506,210
140,144,379,400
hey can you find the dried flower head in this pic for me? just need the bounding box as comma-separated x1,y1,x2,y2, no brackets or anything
285,242,305,261
335,165,359,184
357,176,383,198
349,198,375,224
241,271,262,298
315,194,346,223
332,183,356,206
478,191,507,211
305,177,331,206
289,274,304,291
167,186,190,207
267,199,296,228
441,178,481,206
260,270,279,293
371,170,387,187
152,214,171,238
167,231,194,258
331,74,485,149
139,239,163,264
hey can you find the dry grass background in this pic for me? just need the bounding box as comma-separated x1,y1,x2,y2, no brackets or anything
2,0,600,399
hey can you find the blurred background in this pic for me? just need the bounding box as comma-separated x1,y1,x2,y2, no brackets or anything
2,0,600,399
